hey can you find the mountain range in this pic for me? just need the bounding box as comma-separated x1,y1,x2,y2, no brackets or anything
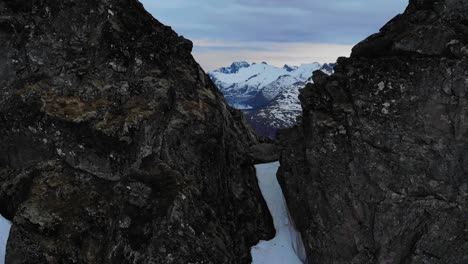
208,62,334,137
2,0,468,263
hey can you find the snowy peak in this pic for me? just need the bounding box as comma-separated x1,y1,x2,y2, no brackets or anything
283,64,298,72
259,75,302,101
209,61,335,137
215,61,250,74
319,63,336,75
209,62,290,99
289,63,322,80
208,62,323,99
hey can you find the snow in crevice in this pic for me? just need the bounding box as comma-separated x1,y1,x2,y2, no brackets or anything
251,162,306,264
0,214,11,264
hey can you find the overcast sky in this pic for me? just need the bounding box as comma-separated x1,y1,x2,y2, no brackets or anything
140,0,408,70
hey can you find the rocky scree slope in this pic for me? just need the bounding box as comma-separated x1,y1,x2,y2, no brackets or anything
279,0,468,263
0,0,274,263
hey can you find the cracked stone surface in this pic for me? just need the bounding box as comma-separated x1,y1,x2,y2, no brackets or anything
0,0,274,263
278,0,468,263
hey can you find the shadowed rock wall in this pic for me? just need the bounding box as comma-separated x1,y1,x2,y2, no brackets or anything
279,0,468,263
0,0,273,263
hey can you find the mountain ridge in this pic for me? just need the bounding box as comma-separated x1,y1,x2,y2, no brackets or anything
209,61,322,104
209,61,335,137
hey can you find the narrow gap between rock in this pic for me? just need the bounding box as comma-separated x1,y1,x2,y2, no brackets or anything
251,161,306,264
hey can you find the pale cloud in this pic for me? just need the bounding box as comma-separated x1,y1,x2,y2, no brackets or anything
191,40,352,71
140,0,408,44
139,0,407,70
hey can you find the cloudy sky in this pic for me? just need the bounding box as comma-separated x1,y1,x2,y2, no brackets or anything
140,0,408,70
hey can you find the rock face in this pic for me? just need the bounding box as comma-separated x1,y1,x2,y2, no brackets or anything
279,0,468,263
0,0,273,263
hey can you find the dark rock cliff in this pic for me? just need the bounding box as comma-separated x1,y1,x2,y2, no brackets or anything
0,0,273,263
279,0,468,263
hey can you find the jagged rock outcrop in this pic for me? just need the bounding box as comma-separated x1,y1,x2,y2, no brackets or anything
0,0,274,263
248,143,280,164
279,0,468,263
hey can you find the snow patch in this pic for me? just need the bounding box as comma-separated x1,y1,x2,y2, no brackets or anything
252,162,306,264
0,215,11,264
231,102,254,110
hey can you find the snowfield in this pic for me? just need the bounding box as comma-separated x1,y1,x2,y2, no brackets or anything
252,162,306,264
0,215,11,264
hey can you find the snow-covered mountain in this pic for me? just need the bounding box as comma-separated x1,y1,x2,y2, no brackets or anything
246,81,305,138
209,62,335,137
208,62,322,109
259,75,301,101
